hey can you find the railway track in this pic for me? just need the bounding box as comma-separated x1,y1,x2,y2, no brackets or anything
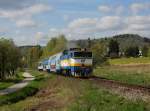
45,73,150,100
86,76,150,101
89,76,150,92
55,74,150,93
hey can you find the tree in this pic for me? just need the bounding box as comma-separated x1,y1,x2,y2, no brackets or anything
42,35,67,58
87,37,91,48
77,40,88,48
125,46,139,57
91,41,107,66
8,45,21,76
108,39,119,58
53,35,67,53
27,45,43,68
0,38,21,79
142,45,149,57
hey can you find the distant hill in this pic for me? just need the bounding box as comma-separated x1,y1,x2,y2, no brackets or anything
76,34,150,51
112,34,150,51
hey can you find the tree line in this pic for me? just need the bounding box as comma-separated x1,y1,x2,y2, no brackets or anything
107,39,149,58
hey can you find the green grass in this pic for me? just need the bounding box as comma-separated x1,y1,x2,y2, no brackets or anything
0,70,47,106
0,73,149,111
0,72,24,90
69,86,147,111
109,57,150,65
0,82,14,90
94,65,150,86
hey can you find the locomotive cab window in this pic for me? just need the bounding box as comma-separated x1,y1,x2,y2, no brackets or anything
70,53,73,57
74,52,92,58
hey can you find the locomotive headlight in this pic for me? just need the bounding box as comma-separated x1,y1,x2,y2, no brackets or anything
70,58,75,63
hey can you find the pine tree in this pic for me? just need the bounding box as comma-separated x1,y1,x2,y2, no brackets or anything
108,39,119,58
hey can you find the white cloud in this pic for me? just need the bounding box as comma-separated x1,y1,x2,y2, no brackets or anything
126,16,150,31
98,5,124,15
27,4,52,14
35,32,44,40
0,4,52,19
29,14,150,45
97,16,123,30
68,18,98,29
115,6,124,15
126,16,150,25
130,3,150,14
67,16,123,35
48,28,64,37
0,3,52,27
128,24,150,31
55,15,150,40
16,19,37,27
98,5,111,13
34,31,47,45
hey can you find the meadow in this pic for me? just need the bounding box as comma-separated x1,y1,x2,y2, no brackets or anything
109,57,150,65
95,57,150,86
94,65,150,86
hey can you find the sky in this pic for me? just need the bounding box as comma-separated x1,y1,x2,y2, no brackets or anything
0,0,150,46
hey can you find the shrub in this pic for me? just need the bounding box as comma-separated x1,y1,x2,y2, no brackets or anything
125,46,139,57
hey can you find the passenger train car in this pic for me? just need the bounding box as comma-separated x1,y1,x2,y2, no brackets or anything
38,59,49,71
38,48,93,77
37,62,43,71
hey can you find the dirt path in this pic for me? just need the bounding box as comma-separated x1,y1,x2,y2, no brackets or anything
0,72,35,95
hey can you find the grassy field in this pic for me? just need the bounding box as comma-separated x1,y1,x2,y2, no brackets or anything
109,57,150,65
94,65,150,86
94,57,150,86
0,72,24,90
0,72,149,111
69,87,147,111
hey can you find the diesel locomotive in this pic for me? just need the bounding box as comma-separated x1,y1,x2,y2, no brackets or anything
38,48,93,77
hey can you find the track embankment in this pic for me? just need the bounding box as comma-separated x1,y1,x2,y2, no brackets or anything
88,76,150,101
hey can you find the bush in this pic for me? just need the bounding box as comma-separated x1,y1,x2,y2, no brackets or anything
125,46,139,57
91,42,108,66
142,45,149,57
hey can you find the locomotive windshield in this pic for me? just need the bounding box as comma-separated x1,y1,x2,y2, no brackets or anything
74,52,92,58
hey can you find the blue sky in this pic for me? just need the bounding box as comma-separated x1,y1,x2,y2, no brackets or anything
0,0,150,46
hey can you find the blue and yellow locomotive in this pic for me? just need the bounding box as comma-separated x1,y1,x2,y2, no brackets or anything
38,48,93,77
